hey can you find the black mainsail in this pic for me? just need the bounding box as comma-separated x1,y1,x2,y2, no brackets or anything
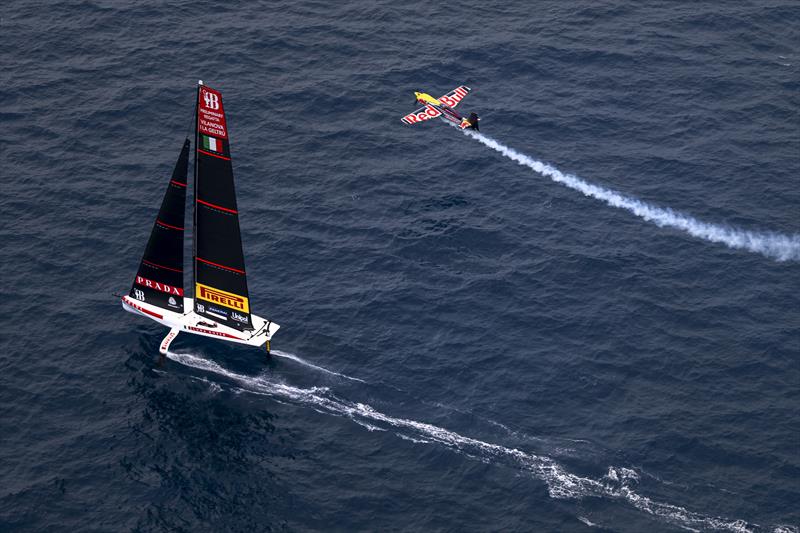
192,83,253,331
129,139,189,313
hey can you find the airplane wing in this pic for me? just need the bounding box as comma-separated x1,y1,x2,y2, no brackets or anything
437,86,471,108
401,104,442,125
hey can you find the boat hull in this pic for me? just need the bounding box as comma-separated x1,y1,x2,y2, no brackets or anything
121,295,279,349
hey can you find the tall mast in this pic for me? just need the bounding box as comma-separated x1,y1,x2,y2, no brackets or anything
193,80,202,298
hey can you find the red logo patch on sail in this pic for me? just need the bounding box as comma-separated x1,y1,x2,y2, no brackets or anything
198,86,228,139
136,275,184,296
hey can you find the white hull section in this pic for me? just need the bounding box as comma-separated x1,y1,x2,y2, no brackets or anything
121,295,279,352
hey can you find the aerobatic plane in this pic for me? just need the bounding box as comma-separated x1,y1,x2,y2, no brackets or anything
401,86,480,131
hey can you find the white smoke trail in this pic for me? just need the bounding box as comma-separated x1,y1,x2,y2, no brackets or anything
166,351,757,532
462,130,800,262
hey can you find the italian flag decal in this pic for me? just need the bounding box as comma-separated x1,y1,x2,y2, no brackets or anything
202,135,221,152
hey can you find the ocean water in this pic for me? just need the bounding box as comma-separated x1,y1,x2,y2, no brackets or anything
2,1,799,531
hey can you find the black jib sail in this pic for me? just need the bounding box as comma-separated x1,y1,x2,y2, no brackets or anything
193,83,253,330
129,139,190,313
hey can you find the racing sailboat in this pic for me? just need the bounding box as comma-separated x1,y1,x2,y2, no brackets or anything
121,81,279,355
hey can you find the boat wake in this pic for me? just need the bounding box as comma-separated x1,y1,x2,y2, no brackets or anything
462,130,800,262
270,349,366,383
166,351,758,532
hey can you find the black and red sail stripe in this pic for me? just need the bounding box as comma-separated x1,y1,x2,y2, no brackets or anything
193,83,253,331
129,139,189,312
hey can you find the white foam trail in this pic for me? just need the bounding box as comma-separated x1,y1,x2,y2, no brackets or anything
270,349,366,383
463,130,800,262
578,516,601,528
166,351,756,532
396,433,431,444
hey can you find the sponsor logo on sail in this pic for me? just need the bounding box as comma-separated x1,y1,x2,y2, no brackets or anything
203,90,220,110
205,305,228,320
231,311,248,323
196,283,250,313
136,275,184,296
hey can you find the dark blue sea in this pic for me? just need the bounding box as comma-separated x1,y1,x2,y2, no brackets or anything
2,1,799,531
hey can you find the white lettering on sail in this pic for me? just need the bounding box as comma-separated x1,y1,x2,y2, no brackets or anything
199,118,225,137
203,91,219,110
136,275,184,296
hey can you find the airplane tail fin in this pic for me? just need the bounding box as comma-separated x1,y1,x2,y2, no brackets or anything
467,112,480,131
